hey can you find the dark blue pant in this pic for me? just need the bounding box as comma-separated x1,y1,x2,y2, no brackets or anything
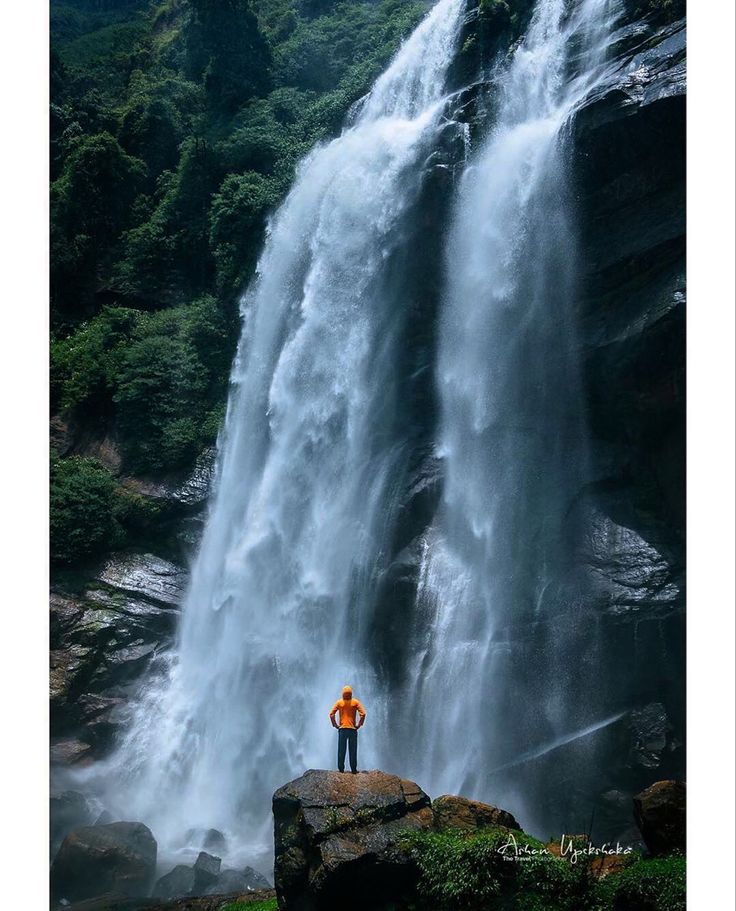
337,728,358,772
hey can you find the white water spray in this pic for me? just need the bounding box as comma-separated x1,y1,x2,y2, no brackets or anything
99,0,465,868
389,0,622,829
77,0,629,864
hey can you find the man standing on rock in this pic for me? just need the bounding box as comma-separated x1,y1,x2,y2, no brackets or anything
329,685,366,773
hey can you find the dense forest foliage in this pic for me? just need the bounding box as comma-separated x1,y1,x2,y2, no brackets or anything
50,0,429,564
49,0,684,567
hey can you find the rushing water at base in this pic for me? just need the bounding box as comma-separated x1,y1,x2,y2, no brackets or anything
79,0,626,867
94,0,466,869
388,0,621,832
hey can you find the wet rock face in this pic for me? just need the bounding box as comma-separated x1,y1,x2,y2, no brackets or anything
573,17,686,554
49,443,214,770
50,553,186,763
432,794,519,832
50,821,157,903
153,864,197,899
184,827,228,856
629,703,676,770
272,772,523,909
633,779,685,856
192,852,222,892
204,866,271,895
97,553,189,607
152,862,271,900
120,447,217,509
571,14,686,834
579,505,681,614
50,790,95,858
273,770,434,911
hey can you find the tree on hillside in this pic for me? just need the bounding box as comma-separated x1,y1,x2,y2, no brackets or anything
51,132,146,317
187,0,272,112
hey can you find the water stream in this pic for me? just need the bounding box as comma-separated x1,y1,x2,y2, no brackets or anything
99,0,466,869
87,0,623,868
388,0,621,833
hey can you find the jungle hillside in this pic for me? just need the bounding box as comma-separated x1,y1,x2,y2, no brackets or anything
50,0,428,568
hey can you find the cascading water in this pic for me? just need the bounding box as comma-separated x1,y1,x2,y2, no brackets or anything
96,0,466,868
76,0,629,865
388,0,622,834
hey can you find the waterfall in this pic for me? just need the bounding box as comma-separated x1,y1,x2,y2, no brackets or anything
98,0,466,869
79,0,628,865
390,0,621,832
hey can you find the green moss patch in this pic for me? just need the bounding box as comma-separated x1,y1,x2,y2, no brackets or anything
402,828,685,911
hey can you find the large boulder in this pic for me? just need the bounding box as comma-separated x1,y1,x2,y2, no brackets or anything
241,865,271,890
204,866,271,895
432,794,520,832
153,864,196,899
273,769,433,911
192,851,221,892
50,821,157,903
633,780,685,856
50,791,95,857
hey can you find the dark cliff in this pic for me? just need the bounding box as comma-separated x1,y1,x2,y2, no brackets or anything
370,0,685,839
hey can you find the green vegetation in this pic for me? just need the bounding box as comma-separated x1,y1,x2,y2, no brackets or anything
478,0,512,19
404,828,592,911
51,0,682,565
51,296,230,472
51,0,427,563
221,899,278,911
452,0,535,88
50,455,159,564
403,827,685,911
593,855,686,911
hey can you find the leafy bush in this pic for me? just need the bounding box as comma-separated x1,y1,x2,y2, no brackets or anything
51,130,147,238
52,297,231,474
274,0,422,92
186,0,273,110
119,74,202,178
592,856,686,911
51,0,427,325
477,0,536,31
404,827,685,911
115,137,220,300
209,171,280,292
112,296,230,472
51,132,147,317
404,827,592,911
50,455,158,565
51,307,141,413
479,0,512,20
51,455,122,564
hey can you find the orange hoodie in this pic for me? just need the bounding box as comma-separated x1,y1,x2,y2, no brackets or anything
329,689,366,730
